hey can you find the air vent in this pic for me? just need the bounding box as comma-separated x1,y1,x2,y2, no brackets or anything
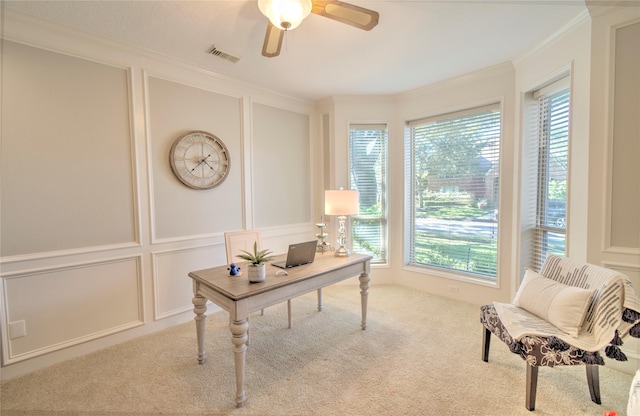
206,45,241,63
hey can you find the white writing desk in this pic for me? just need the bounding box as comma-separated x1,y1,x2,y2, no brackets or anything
189,252,372,408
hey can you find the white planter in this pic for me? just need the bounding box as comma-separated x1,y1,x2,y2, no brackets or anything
247,264,266,283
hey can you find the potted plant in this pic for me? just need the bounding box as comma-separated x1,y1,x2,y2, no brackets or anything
236,242,274,283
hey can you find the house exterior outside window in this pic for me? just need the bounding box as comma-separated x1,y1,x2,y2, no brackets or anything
407,104,501,280
349,124,388,264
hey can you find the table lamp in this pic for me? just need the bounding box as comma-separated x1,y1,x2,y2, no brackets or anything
324,189,359,257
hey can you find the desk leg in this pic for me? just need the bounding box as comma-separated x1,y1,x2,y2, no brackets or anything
359,269,370,330
317,288,323,311
230,317,249,408
192,295,207,364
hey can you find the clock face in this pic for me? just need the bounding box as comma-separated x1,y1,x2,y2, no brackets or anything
169,131,230,190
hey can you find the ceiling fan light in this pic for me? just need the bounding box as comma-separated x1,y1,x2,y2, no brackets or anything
258,0,312,30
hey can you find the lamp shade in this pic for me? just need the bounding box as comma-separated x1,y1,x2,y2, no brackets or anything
258,0,312,30
325,190,359,216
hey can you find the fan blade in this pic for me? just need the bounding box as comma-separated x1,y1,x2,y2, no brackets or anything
311,0,379,31
262,22,284,58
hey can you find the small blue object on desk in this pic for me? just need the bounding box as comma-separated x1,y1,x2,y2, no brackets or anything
228,263,241,276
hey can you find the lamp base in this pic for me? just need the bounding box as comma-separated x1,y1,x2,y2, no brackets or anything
334,245,350,257
334,215,351,257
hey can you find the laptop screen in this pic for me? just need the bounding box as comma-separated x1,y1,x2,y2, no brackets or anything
272,240,317,269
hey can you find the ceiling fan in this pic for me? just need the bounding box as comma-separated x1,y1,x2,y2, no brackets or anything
258,0,379,58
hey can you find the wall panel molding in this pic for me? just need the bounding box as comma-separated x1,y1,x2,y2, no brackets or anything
151,244,225,320
600,259,640,276
144,74,244,243
1,256,144,365
1,40,138,257
252,103,311,228
602,20,640,252
0,242,142,267
603,246,640,256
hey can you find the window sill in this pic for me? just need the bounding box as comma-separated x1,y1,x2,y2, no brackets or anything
403,263,499,288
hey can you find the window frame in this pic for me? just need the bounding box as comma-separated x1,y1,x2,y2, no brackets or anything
525,77,571,271
348,123,389,265
405,103,502,281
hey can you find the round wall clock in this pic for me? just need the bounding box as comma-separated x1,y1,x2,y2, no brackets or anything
169,130,230,190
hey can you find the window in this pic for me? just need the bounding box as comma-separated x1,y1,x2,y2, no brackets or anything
527,81,570,270
349,124,388,264
407,104,501,279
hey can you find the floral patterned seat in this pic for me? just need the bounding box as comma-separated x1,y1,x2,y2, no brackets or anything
480,255,640,411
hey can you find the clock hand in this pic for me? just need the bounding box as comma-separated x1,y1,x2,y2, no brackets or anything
202,159,216,170
190,154,211,172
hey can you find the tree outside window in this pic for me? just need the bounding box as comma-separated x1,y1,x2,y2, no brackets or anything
349,124,388,264
408,104,501,279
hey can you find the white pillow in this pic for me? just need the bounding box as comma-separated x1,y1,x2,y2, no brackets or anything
513,268,594,337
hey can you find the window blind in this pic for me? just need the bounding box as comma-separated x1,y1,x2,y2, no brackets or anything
349,124,388,264
530,87,570,270
408,104,501,278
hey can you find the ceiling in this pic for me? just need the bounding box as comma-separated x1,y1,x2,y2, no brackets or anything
4,0,588,101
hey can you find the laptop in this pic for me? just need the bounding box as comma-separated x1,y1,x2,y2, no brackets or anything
271,240,317,269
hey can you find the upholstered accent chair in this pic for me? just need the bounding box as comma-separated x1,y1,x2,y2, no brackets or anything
480,255,640,411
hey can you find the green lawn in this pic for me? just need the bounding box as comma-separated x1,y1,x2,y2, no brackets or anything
413,229,497,277
414,204,497,277
417,205,490,220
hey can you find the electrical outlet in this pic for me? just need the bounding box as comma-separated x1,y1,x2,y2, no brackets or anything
9,320,26,339
448,285,460,293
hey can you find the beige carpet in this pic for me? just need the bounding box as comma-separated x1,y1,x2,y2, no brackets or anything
0,285,633,415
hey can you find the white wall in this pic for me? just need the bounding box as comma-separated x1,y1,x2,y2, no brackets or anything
0,10,316,380
514,12,592,266
585,5,640,374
